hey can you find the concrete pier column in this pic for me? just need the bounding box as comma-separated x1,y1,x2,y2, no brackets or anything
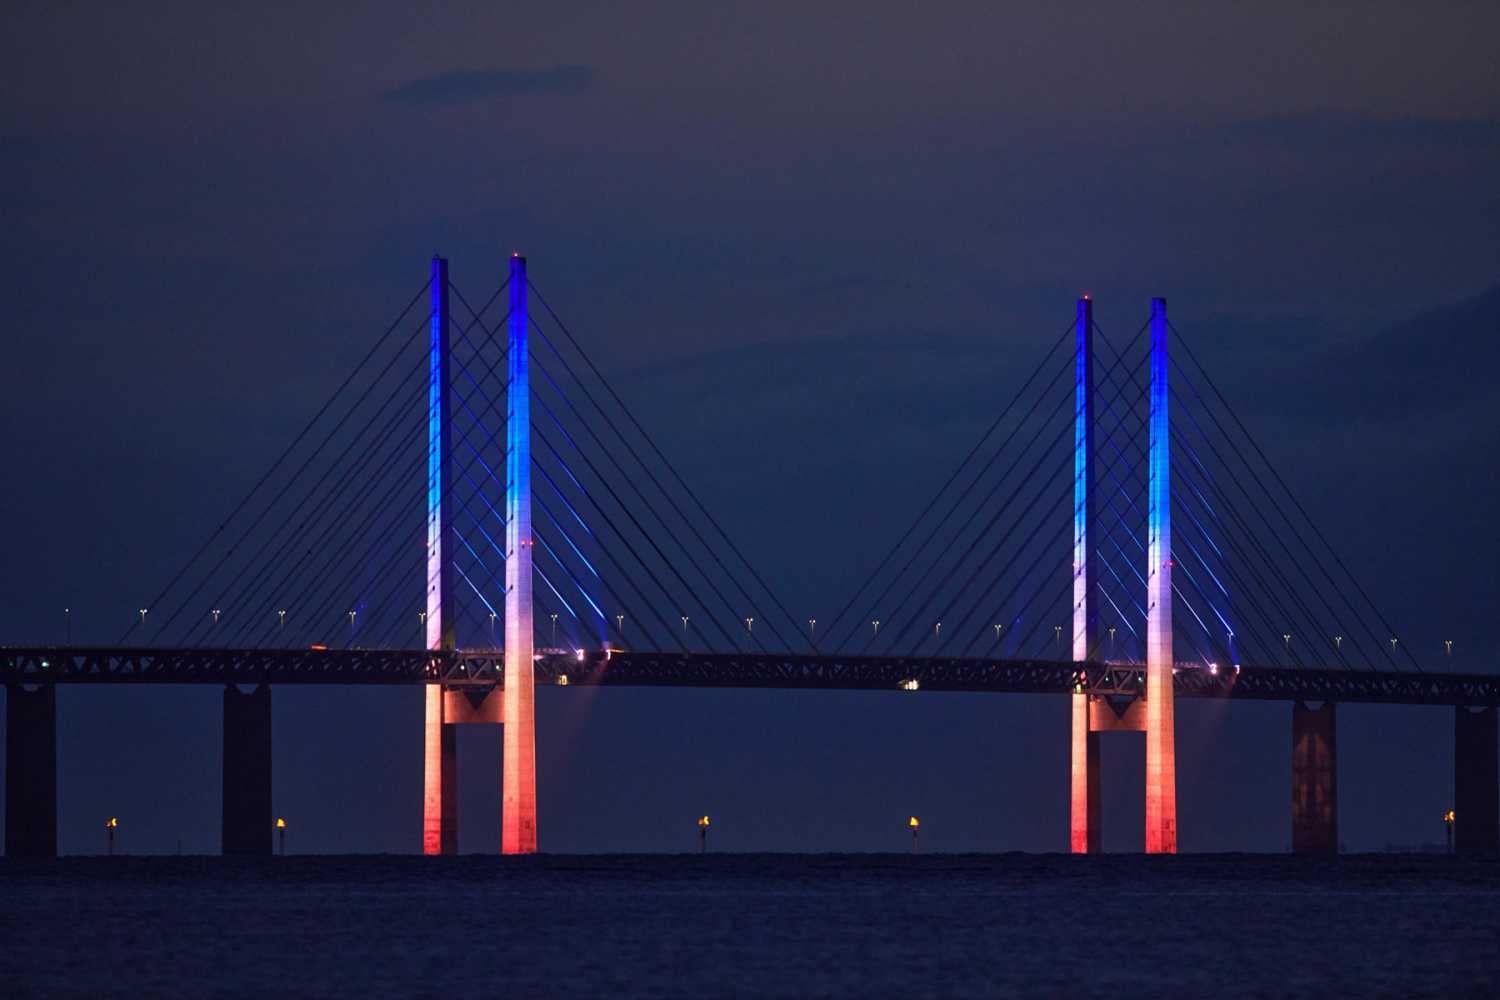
222,684,272,856
1144,297,1177,853
1070,693,1102,852
423,685,458,854
1291,701,1337,855
1455,706,1499,855
5,684,57,858
503,252,538,854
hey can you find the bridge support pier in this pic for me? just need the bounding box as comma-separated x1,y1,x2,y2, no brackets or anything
222,684,273,856
1070,693,1101,852
1071,695,1145,851
5,684,57,858
1291,701,1337,855
423,685,458,854
1455,706,1498,855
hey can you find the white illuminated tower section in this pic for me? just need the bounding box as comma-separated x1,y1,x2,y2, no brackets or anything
1145,297,1177,853
503,253,538,854
423,255,457,855
1070,296,1100,853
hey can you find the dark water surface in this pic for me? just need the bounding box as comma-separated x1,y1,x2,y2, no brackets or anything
3,853,1498,997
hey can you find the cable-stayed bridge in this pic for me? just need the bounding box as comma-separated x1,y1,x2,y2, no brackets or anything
4,256,1496,858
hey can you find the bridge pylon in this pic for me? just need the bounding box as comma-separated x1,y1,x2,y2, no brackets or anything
1144,297,1177,853
423,255,459,855
502,253,538,854
1070,296,1102,853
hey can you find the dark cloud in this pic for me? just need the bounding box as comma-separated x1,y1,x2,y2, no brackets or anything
380,65,594,105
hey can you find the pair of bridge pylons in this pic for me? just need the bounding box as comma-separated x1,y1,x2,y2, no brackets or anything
421,254,536,855
1066,296,1500,856
1068,297,1177,853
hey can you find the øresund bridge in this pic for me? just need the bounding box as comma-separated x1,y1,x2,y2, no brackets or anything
5,255,1496,858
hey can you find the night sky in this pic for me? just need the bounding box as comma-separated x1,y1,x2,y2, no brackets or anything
3,3,1498,855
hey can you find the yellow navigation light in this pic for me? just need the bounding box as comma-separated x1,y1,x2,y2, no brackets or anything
698,815,710,828
276,817,287,830
908,816,920,829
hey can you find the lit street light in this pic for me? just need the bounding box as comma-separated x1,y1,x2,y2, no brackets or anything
276,817,288,856
698,815,710,854
872,619,880,638
105,816,119,856
909,815,920,854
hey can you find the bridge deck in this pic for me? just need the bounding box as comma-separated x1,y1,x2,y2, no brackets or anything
2,648,1497,706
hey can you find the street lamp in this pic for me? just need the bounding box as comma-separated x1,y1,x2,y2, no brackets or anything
934,622,942,640
278,609,286,632
807,618,816,641
105,817,119,856
1445,809,1455,854
698,815,710,854
64,607,71,645
138,608,148,626
872,619,880,638
551,613,559,644
615,614,624,636
1445,640,1453,659
212,609,222,627
1283,633,1291,656
1109,626,1117,658
909,815,920,854
1054,625,1063,656
682,615,690,638
276,817,287,856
